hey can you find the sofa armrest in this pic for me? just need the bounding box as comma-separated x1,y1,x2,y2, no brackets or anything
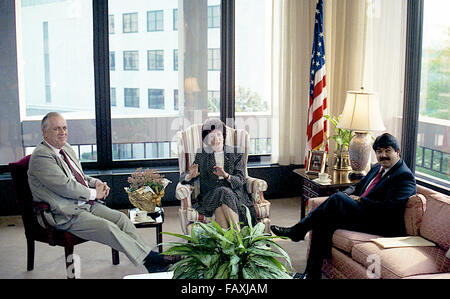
307,197,328,215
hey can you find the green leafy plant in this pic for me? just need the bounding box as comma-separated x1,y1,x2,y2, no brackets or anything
324,114,353,150
160,207,292,279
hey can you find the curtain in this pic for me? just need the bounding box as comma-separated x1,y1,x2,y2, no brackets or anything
271,0,407,165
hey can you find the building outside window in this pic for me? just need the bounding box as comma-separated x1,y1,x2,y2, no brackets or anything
123,12,138,33
173,49,178,71
110,51,115,71
123,50,139,71
208,5,220,28
208,90,220,112
173,8,178,31
111,87,116,107
208,48,220,71
109,14,114,34
148,89,165,109
147,10,164,32
174,89,179,111
147,50,164,71
124,88,139,108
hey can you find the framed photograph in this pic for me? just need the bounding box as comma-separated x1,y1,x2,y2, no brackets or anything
306,150,327,174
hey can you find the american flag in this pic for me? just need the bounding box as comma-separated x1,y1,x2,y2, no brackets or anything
306,0,328,159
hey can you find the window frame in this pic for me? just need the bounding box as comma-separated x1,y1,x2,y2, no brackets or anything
122,12,138,33
123,50,139,71
147,49,164,71
147,10,164,32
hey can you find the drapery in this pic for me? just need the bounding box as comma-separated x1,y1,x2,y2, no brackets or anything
271,0,407,165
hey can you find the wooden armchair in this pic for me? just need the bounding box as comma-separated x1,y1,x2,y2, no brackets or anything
175,124,271,235
9,155,119,279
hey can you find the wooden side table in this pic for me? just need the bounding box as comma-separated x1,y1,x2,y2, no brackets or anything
293,168,360,219
121,207,164,253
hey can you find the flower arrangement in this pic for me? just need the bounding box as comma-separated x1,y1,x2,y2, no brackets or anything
125,168,171,212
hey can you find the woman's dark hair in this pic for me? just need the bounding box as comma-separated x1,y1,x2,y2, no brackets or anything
202,118,227,142
372,133,400,151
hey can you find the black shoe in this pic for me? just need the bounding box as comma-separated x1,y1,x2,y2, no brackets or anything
291,271,321,280
143,251,170,273
270,225,305,242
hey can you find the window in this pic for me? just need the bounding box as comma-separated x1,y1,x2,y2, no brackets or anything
208,5,220,28
173,49,178,71
123,51,139,71
415,0,450,187
147,50,164,71
124,88,139,108
174,89,179,111
5,0,97,165
208,90,220,112
109,15,114,34
148,89,165,109
109,0,221,162
173,9,178,31
111,87,116,107
235,0,272,155
208,48,220,71
110,51,115,71
147,10,164,32
123,12,138,33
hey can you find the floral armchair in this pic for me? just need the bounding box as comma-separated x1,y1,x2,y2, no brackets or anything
175,123,271,235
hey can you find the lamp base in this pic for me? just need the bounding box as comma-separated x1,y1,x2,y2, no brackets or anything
348,171,366,180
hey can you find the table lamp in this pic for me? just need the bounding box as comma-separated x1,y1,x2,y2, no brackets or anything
338,88,385,179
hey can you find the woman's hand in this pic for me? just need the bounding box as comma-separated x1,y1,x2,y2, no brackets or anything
187,163,200,180
213,166,229,179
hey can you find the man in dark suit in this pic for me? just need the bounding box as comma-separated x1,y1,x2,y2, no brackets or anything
271,133,417,279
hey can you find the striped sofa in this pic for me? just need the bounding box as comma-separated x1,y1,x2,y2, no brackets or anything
175,123,271,235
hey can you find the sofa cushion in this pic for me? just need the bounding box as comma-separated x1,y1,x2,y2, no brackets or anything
419,193,450,251
352,242,450,279
332,229,382,254
404,194,426,236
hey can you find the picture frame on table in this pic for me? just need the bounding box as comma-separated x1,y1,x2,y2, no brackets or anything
306,150,327,174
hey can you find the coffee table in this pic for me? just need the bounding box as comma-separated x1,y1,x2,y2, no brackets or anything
126,207,164,253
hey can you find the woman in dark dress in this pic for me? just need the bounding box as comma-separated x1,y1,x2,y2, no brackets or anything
180,118,257,229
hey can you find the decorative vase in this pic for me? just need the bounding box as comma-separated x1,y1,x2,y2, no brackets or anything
332,146,352,171
348,132,371,178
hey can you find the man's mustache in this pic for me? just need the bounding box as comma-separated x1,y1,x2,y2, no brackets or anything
379,157,390,161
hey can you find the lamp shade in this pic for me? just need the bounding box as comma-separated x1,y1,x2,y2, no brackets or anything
338,89,386,131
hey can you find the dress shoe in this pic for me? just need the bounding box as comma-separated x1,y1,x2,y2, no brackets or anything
291,271,321,280
143,251,170,273
270,225,305,242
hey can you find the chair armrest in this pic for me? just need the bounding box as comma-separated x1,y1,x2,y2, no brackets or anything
32,201,57,245
246,177,268,193
32,202,50,211
175,182,194,210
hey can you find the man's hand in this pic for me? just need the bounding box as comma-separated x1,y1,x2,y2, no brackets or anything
186,164,200,181
95,180,110,199
213,166,229,179
349,195,361,203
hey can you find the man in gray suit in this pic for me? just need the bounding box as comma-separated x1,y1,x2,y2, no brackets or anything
28,112,172,273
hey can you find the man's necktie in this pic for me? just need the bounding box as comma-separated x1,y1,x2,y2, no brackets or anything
360,168,385,198
60,149,94,204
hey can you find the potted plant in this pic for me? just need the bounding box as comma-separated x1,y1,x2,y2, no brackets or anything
324,115,352,170
160,207,292,279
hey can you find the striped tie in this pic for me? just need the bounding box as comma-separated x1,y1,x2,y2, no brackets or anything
361,168,385,198
60,149,94,205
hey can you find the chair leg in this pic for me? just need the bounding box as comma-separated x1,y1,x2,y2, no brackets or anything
65,245,76,279
26,238,35,271
112,249,120,265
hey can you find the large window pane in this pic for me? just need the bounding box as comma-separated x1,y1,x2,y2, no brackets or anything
235,0,271,156
416,0,450,187
109,0,221,161
13,0,96,163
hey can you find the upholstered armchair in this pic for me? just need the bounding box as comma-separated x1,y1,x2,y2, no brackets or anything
175,124,271,235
